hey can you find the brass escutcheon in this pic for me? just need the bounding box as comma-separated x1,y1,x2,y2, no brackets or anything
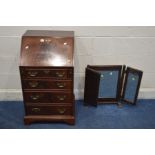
56,71,65,78
57,95,66,101
30,95,40,100
32,108,40,112
29,81,39,88
56,82,66,88
44,70,50,74
57,108,66,114
28,71,38,77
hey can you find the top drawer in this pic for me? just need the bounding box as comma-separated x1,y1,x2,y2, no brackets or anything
20,67,73,79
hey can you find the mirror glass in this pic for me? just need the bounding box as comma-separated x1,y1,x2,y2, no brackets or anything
98,70,119,98
124,72,139,102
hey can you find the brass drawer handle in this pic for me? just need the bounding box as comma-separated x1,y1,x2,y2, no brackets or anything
32,108,40,112
57,108,66,114
29,81,39,88
57,95,66,101
56,82,66,88
28,71,38,77
44,70,50,74
56,72,65,78
30,95,40,100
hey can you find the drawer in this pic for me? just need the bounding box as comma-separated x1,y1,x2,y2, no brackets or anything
24,91,73,103
22,80,72,90
20,68,73,79
25,104,73,115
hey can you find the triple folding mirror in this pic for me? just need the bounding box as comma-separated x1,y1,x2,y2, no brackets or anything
84,65,143,106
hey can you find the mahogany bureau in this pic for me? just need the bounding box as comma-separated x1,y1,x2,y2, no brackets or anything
19,30,75,125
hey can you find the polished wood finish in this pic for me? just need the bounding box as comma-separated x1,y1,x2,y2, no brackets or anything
22,79,72,90
20,30,74,67
23,91,73,103
20,67,73,79
24,115,75,125
19,30,75,125
84,68,100,106
25,104,73,115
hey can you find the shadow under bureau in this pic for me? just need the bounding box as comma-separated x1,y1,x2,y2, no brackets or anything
19,30,75,125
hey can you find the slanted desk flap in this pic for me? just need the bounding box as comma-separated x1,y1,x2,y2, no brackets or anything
20,30,74,67
122,67,143,104
84,68,100,106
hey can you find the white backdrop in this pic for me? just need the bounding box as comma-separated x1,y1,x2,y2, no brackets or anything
0,26,155,100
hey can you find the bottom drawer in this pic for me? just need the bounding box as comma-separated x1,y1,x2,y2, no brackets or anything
25,105,73,115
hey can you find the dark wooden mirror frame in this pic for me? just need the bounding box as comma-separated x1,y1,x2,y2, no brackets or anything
121,67,143,105
84,65,124,106
84,65,143,106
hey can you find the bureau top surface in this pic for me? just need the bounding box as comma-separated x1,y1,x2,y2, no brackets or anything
23,30,74,37
20,30,74,66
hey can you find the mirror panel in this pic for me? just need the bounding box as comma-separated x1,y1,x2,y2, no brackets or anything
98,70,119,98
